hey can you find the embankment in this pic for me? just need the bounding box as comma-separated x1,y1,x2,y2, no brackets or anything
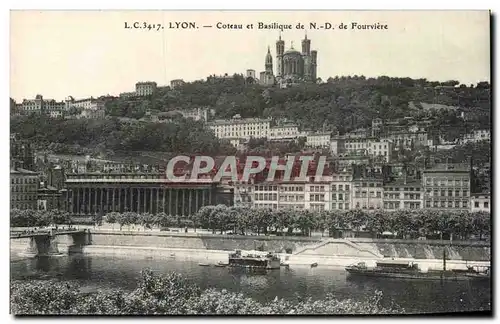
10,231,490,270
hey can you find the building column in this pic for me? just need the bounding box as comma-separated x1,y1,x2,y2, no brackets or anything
188,189,192,216
78,188,85,214
82,188,87,214
202,189,206,208
209,188,213,205
144,188,147,213
195,189,199,213
117,188,121,213
169,189,173,216
112,188,116,212
100,188,104,214
88,188,92,215
94,189,98,214
76,188,80,214
181,189,186,216
129,187,133,212
175,190,179,216
156,188,160,214
162,188,166,214
106,189,110,213
124,187,128,212
137,188,141,213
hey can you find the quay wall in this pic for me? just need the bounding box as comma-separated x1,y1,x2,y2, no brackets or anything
10,231,491,263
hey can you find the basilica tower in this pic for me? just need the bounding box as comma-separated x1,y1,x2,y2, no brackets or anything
302,33,312,82
276,34,285,78
265,46,273,73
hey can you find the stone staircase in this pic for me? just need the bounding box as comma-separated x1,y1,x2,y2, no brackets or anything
294,238,383,258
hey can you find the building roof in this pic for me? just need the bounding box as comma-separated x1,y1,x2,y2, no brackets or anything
424,163,469,173
208,118,271,126
11,168,38,175
284,48,301,55
384,178,422,187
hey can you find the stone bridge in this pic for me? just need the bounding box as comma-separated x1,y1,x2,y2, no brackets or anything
10,229,92,256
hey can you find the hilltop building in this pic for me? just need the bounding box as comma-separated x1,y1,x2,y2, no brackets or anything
259,34,318,87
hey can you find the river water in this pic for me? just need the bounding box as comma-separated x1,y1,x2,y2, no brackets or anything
10,255,491,314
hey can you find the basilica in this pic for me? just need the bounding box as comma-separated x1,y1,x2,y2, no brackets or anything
259,34,318,87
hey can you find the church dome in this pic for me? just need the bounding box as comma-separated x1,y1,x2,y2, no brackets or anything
284,45,301,55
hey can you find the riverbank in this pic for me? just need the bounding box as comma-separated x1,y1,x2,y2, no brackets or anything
10,233,491,272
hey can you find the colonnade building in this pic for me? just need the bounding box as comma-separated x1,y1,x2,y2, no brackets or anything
64,173,232,216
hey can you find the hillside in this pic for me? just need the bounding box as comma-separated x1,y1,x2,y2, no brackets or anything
106,75,490,136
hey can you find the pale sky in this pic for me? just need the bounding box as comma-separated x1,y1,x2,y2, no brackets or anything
10,10,490,101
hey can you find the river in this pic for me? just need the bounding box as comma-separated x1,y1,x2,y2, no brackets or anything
10,255,491,314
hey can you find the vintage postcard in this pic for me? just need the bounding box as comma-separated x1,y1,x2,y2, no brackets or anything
9,10,491,316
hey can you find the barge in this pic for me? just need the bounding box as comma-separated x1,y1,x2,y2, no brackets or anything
346,249,490,281
345,260,490,281
228,250,281,270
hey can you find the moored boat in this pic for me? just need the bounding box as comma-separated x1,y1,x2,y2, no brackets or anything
345,259,490,281
228,250,280,270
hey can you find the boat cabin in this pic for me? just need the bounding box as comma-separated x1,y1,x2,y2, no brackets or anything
376,260,419,270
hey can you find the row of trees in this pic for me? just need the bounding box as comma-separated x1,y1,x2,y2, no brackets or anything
11,269,404,315
192,205,491,241
10,209,73,228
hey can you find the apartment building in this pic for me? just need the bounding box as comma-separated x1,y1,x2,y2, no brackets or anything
352,176,384,211
253,183,279,210
11,168,39,210
65,96,105,111
383,131,428,149
207,115,271,141
422,163,471,210
170,79,185,88
460,129,491,144
268,123,302,141
470,193,490,213
135,81,157,96
330,172,352,211
18,95,65,115
305,182,331,212
383,178,423,210
367,140,393,163
331,136,393,162
306,132,331,148
278,182,306,211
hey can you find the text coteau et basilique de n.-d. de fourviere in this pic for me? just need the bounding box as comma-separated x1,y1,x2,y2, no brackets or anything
255,34,318,88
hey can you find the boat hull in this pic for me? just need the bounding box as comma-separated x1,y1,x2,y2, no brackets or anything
346,268,489,281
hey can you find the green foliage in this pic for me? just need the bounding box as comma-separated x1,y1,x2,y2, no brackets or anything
10,115,235,156
10,209,70,227
10,269,404,315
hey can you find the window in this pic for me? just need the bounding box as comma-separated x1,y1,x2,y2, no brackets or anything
332,185,336,191
475,201,480,208
484,202,489,208
338,193,343,201
345,185,350,191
